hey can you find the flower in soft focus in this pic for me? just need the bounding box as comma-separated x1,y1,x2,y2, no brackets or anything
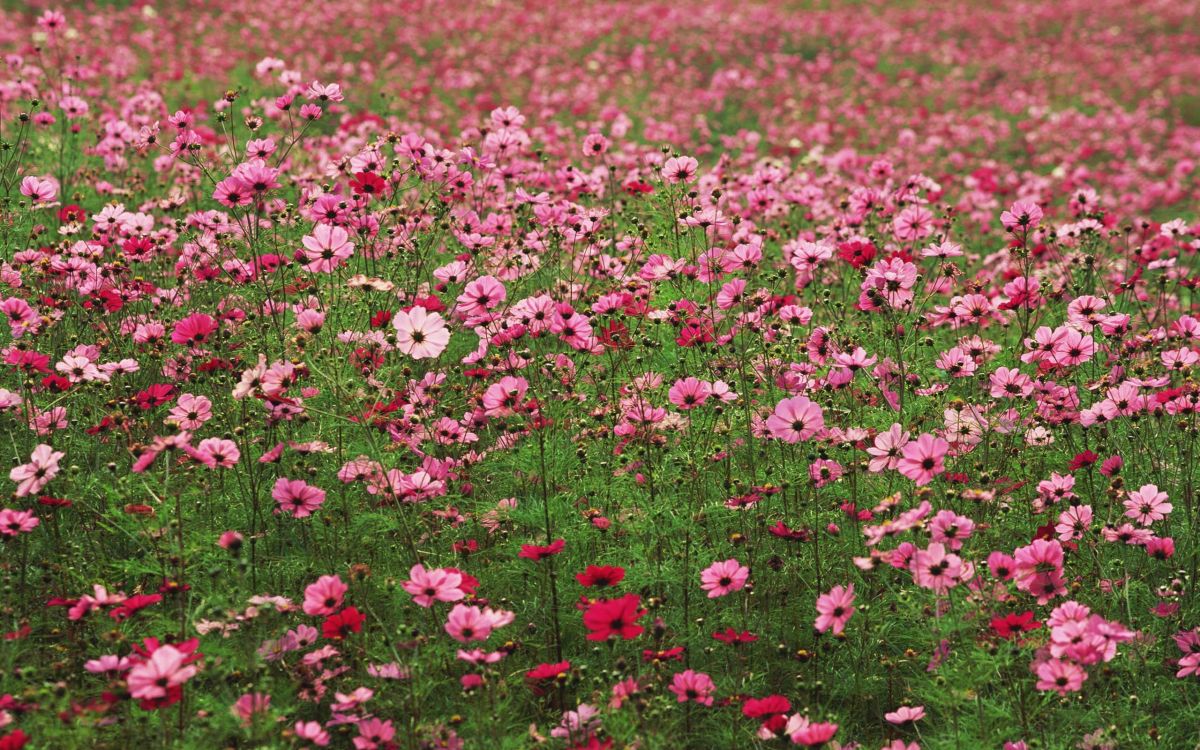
1001,200,1043,231
126,645,198,700
322,607,366,640
668,669,715,706
884,705,925,725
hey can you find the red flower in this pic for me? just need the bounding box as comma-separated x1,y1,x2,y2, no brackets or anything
742,694,791,719
134,383,177,410
1068,450,1098,472
58,203,86,223
322,607,366,640
990,611,1042,640
641,646,685,663
350,171,387,198
0,730,30,750
519,538,565,561
524,660,570,695
575,565,625,588
712,628,758,645
837,240,877,269
768,521,811,541
109,594,163,622
582,594,646,641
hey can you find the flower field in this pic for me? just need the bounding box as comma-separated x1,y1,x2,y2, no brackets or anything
1,1,1199,748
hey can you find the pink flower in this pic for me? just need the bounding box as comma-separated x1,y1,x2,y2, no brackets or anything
167,393,213,430
444,603,512,643
896,433,949,486
700,559,749,598
668,377,712,410
20,175,58,204
929,510,975,550
669,669,715,706
867,423,910,472
231,692,271,726
1035,658,1086,695
272,478,327,518
884,705,925,725
402,564,466,607
766,395,825,443
661,155,699,184
892,205,934,242
784,715,839,746
910,543,963,593
9,444,64,497
1123,484,1171,526
1013,539,1066,605
814,584,855,635
126,645,198,700
303,575,348,616
392,306,451,360
171,313,218,347
0,509,39,537
456,275,506,316
295,721,331,746
1001,200,1043,231
302,224,355,273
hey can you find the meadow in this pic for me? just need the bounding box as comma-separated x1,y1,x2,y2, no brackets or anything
0,1,1199,748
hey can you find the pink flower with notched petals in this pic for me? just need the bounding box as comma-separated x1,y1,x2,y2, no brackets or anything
668,377,712,410
669,669,714,706
402,564,466,607
20,175,58,204
171,313,217,347
814,584,855,635
303,575,348,616
302,224,354,273
167,393,213,430
884,705,925,725
1034,658,1085,695
896,433,948,486
1013,539,1066,605
661,155,699,184
456,275,506,316
766,395,824,443
867,423,910,472
272,478,326,518
1123,484,1171,526
700,559,749,598
126,645,198,700
910,543,963,593
392,306,451,360
10,444,64,497
1001,200,1043,231
0,509,39,537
